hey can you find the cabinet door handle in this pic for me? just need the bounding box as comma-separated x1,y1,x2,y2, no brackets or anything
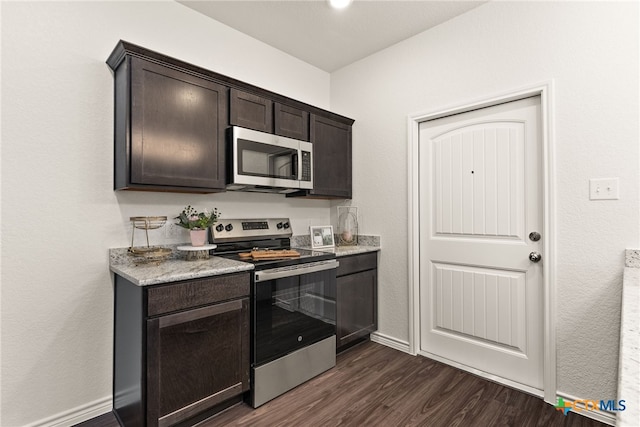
159,299,243,328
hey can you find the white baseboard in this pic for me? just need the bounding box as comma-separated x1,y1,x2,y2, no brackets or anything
370,332,411,354
26,396,112,427
556,392,617,426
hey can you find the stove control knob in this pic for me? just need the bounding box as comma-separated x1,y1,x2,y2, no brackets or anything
215,224,224,232
283,222,290,229
225,224,233,232
277,222,283,229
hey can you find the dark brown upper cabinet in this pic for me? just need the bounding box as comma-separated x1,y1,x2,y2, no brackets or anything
107,41,354,196
230,88,273,133
274,103,309,141
307,114,352,199
109,55,228,193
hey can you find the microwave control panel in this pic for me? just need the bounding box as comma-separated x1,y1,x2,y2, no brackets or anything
301,151,312,182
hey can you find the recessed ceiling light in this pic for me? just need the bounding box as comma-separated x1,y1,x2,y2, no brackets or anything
329,0,352,10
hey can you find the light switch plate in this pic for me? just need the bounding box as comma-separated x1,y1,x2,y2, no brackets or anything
589,178,619,200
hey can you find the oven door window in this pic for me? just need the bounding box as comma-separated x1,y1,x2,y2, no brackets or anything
254,268,336,366
237,139,298,180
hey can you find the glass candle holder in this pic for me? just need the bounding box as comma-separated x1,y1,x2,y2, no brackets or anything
337,206,358,246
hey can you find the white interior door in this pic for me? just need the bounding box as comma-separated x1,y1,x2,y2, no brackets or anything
418,96,543,391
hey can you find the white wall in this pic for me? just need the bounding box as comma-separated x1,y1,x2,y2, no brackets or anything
0,2,331,425
3,1,638,424
331,1,638,402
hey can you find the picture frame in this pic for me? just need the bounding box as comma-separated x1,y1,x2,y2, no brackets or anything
309,225,335,249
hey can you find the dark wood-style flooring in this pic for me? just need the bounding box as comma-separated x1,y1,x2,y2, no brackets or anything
79,341,609,427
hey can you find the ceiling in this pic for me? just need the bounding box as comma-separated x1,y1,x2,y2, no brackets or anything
178,1,487,72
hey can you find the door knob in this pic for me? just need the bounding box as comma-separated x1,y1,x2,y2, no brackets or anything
529,252,542,263
529,231,541,242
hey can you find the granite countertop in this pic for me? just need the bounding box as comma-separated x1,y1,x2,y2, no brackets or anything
295,245,380,257
110,235,381,286
618,249,640,427
291,234,380,257
109,247,254,286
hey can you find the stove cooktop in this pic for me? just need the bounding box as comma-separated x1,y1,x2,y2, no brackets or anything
215,247,335,270
209,218,336,270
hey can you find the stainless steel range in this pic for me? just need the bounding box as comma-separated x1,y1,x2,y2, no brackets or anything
211,218,338,408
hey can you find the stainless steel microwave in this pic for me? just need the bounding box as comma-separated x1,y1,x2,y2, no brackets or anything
227,126,313,193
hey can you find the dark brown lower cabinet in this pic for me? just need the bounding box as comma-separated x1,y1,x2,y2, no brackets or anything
114,273,250,427
336,252,378,352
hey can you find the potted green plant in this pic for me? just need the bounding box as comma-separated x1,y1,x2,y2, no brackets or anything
175,205,220,246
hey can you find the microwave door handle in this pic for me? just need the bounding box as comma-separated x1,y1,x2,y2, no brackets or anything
291,153,300,179
298,151,303,181
297,151,302,181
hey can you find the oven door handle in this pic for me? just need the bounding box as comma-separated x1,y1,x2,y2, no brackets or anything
255,259,339,283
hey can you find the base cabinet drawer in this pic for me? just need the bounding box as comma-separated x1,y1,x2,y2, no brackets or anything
147,274,250,316
336,252,377,277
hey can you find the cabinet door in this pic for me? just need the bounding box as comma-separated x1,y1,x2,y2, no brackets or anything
129,57,227,190
337,269,377,350
309,114,352,198
274,103,309,141
230,88,273,132
146,298,249,427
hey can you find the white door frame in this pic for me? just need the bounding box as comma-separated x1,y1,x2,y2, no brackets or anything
407,81,556,404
